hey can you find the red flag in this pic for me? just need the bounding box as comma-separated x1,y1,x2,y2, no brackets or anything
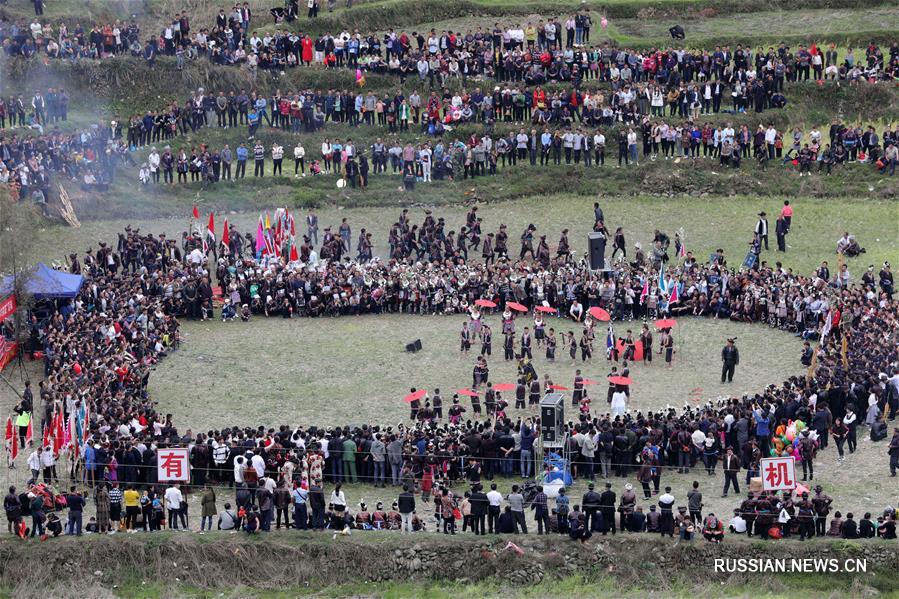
289,239,299,262
640,278,649,304
668,283,679,305
207,212,216,243
222,218,230,247
192,205,200,219
53,409,64,457
5,416,12,463
11,430,17,461
25,418,32,447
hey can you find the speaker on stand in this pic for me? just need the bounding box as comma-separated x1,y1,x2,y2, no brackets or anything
588,232,607,271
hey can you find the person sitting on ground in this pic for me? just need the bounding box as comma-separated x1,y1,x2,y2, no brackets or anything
836,232,864,256
702,512,724,543
243,505,260,534
218,502,237,530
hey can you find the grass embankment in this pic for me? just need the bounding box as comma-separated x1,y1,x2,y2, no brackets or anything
0,533,896,599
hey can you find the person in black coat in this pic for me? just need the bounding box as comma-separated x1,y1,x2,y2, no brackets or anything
497,505,516,533
841,513,858,539
469,484,488,535
309,481,326,529
859,513,876,538
599,482,617,534
775,216,788,252
581,483,601,530
721,338,740,382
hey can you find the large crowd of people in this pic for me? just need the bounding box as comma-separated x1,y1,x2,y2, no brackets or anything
2,8,897,89
3,201,898,541
0,0,897,549
129,118,899,190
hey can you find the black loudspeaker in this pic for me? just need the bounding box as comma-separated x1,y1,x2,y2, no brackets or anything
540,393,564,445
405,339,423,353
588,232,606,270
669,25,685,40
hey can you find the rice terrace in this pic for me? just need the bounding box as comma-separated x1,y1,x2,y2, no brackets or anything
0,0,897,597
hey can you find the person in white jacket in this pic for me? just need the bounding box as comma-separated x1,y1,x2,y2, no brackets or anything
233,454,246,485
294,143,305,176
40,446,56,484
27,449,41,482
147,147,161,183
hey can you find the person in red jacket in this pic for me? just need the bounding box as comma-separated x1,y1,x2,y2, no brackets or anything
301,35,313,65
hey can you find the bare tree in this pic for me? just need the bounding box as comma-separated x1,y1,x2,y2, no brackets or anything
0,188,37,357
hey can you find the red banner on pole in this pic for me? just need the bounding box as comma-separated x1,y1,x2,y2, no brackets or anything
0,340,17,372
0,295,15,324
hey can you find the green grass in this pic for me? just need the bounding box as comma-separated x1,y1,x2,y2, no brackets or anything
610,6,899,45
150,315,802,430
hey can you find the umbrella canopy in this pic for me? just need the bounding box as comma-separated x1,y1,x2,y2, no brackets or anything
655,318,677,329
588,307,611,321
456,388,479,397
403,389,427,403
535,305,557,313
492,383,517,391
548,385,569,391
506,301,528,312
474,299,496,308
608,376,633,386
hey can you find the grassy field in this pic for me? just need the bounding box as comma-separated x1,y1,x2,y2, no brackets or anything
149,315,803,430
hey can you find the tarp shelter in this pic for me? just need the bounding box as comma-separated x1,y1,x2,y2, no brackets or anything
0,263,84,300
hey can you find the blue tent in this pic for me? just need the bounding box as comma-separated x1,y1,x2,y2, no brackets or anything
0,263,85,300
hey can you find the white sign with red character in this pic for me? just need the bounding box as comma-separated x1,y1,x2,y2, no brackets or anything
761,456,796,491
157,447,190,482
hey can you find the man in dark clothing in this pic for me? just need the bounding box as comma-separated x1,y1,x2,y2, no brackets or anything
722,446,741,497
65,487,85,536
721,338,739,382
812,485,832,536
530,485,550,535
841,513,858,539
598,482,617,535
397,485,415,534
581,483,601,531
658,487,675,537
309,480,326,529
775,215,788,252
497,506,516,534
469,484,488,535
687,481,703,525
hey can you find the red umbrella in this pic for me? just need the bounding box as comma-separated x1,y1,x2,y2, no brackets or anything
654,318,676,329
456,388,479,397
535,305,557,313
548,385,569,391
492,383,517,391
403,389,427,403
608,376,633,386
588,307,611,321
581,378,600,385
506,302,528,312
474,299,496,308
